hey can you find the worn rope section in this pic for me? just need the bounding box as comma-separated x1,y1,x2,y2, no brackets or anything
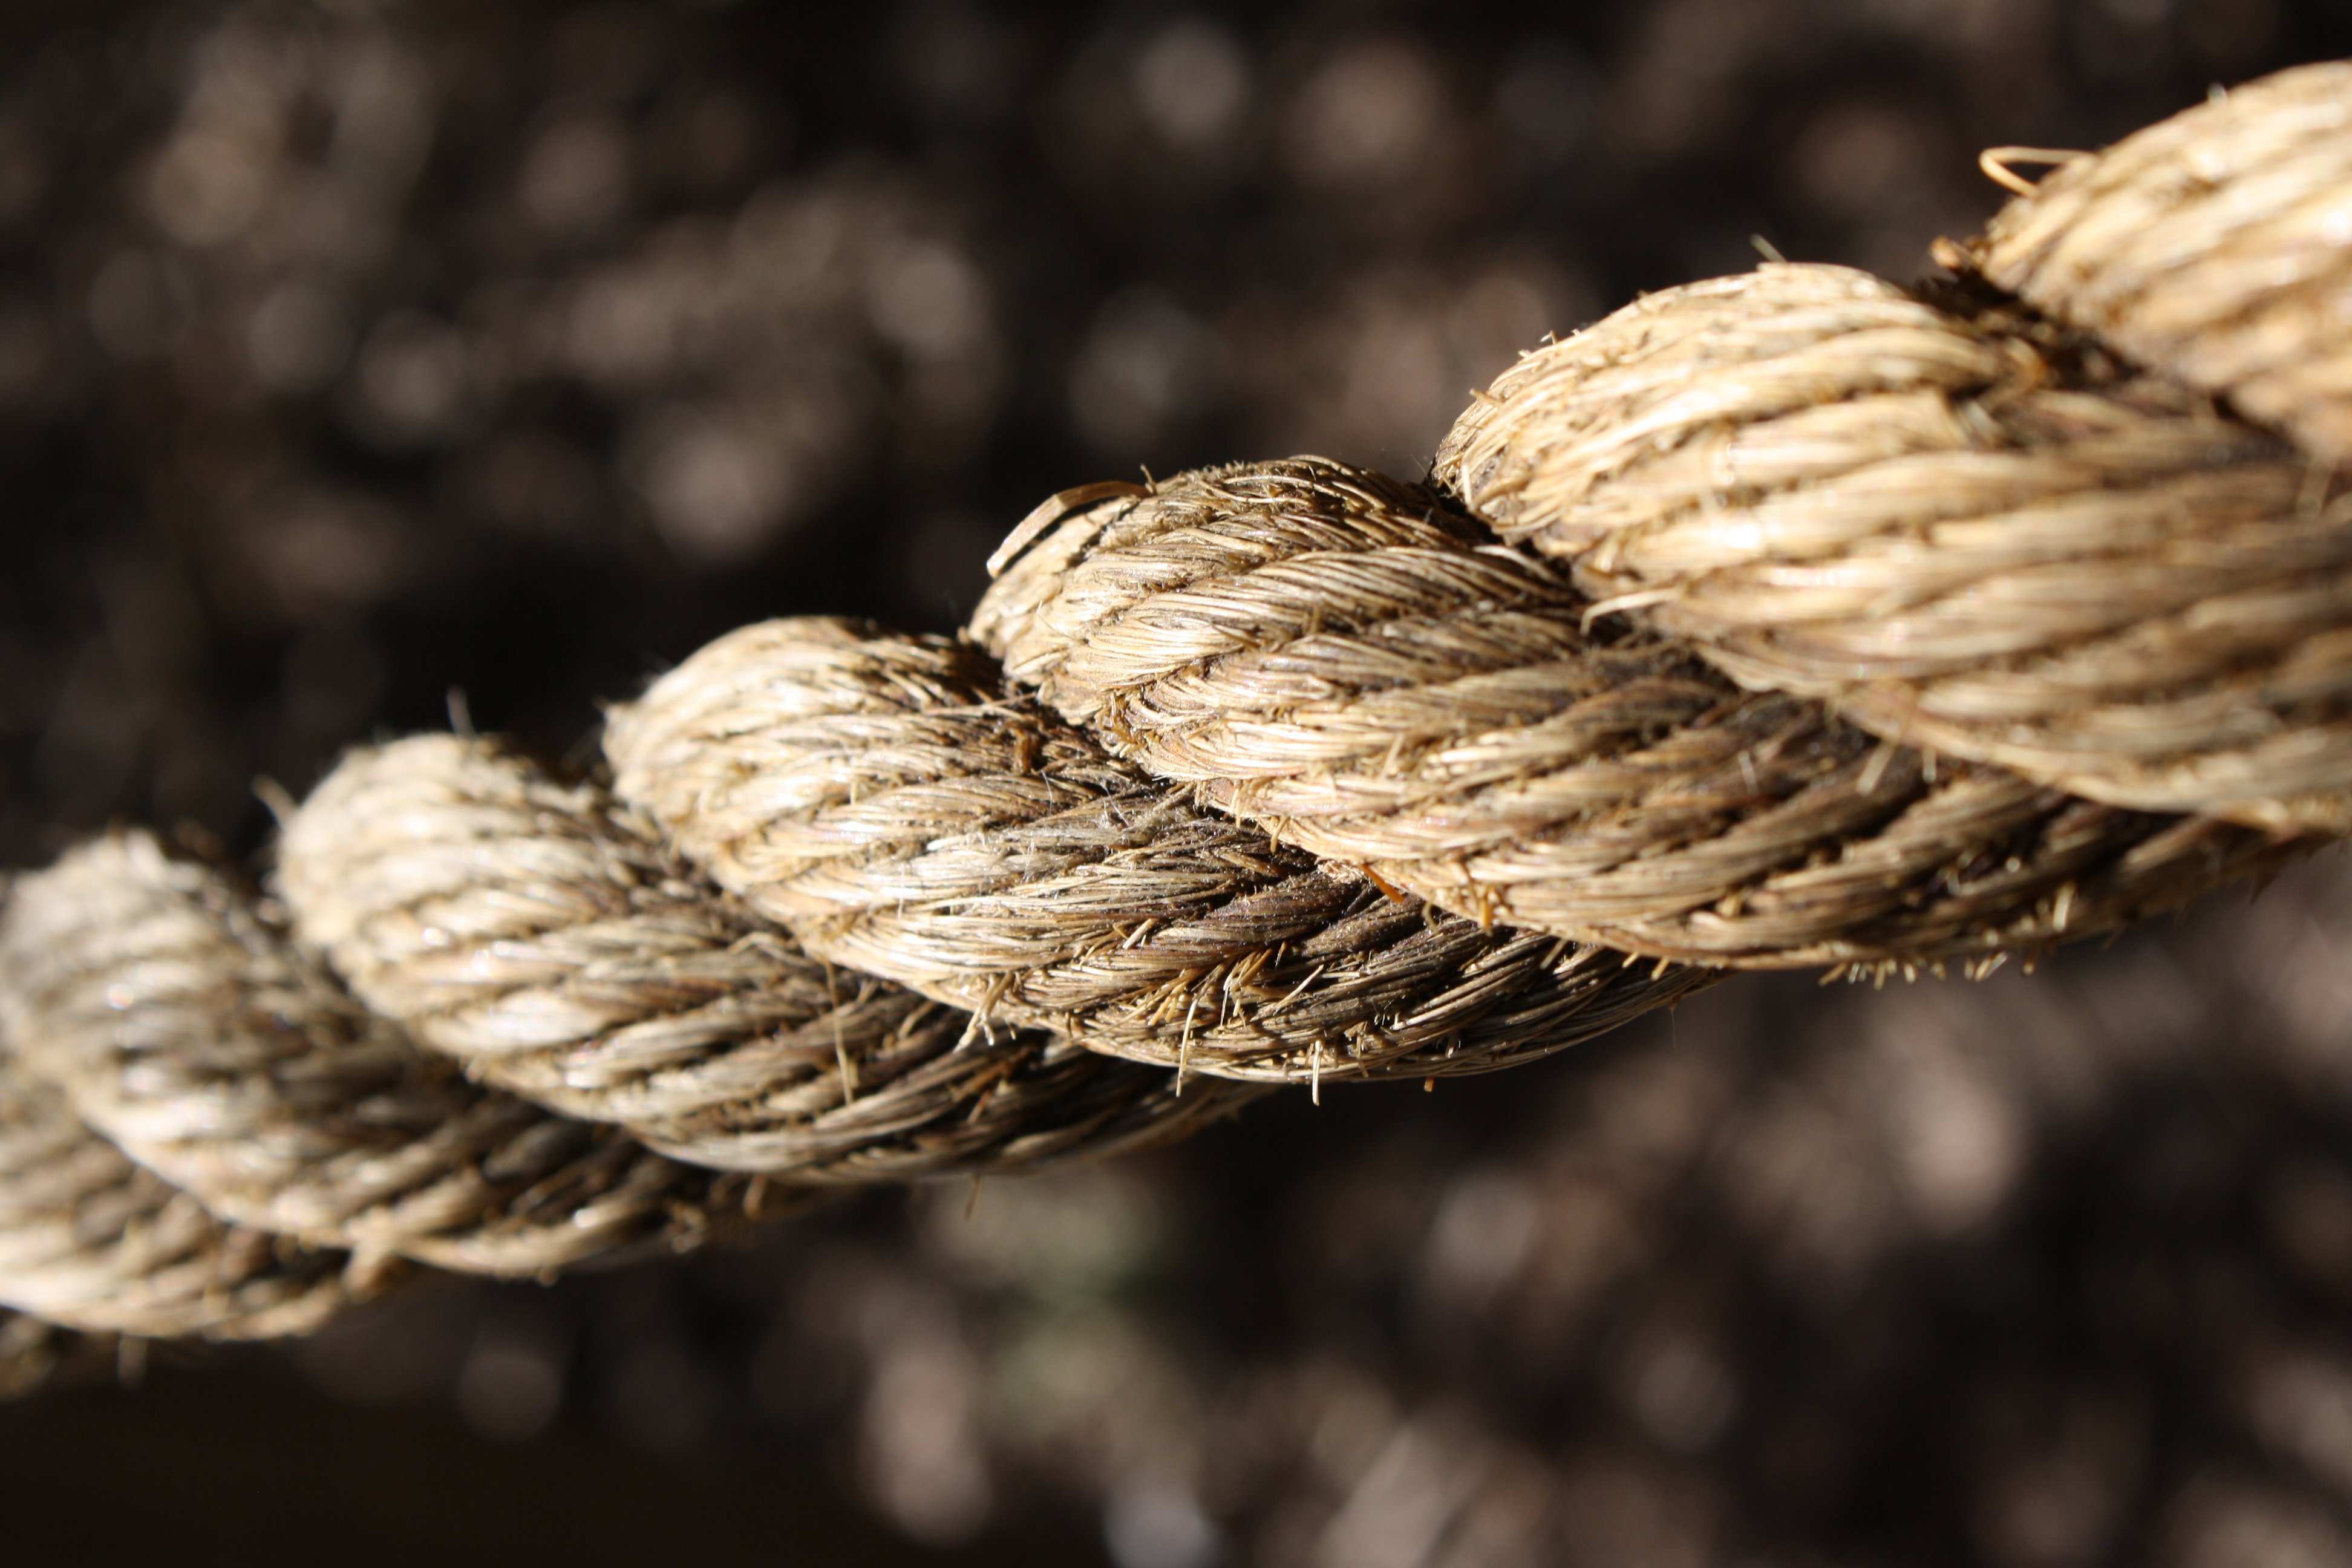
0,60,2343,1357
1439,64,2352,834
974,460,2292,965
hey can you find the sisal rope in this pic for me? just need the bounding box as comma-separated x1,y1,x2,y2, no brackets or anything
0,60,2346,1347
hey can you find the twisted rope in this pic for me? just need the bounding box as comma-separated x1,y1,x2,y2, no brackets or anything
1,61,2346,1345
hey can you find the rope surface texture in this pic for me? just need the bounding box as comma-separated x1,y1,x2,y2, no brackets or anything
2,62,2348,1345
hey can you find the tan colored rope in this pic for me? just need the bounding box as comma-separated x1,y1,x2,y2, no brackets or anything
0,61,2346,1348
0,1065,359,1339
1973,60,2352,465
601,617,1705,1079
976,458,2291,966
1439,62,2352,834
278,733,1261,1171
1436,263,2352,833
0,834,746,1276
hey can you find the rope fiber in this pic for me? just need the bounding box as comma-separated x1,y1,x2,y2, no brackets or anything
3,60,2348,1342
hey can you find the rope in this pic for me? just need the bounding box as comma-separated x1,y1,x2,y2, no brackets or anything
0,60,2345,1347
973,460,2287,964
1442,63,2352,832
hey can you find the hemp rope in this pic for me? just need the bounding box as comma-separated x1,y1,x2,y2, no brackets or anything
0,60,2345,1345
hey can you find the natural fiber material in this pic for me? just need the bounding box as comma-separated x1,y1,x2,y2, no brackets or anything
0,62,2346,1347
978,459,2293,965
0,1067,356,1339
0,834,739,1275
604,617,1707,1079
280,734,1261,1171
1436,263,2352,834
1974,60,2352,465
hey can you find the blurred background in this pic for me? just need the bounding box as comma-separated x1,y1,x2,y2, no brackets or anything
4,1,2352,1564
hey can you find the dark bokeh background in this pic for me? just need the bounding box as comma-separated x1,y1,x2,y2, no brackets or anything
6,2,2352,1566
